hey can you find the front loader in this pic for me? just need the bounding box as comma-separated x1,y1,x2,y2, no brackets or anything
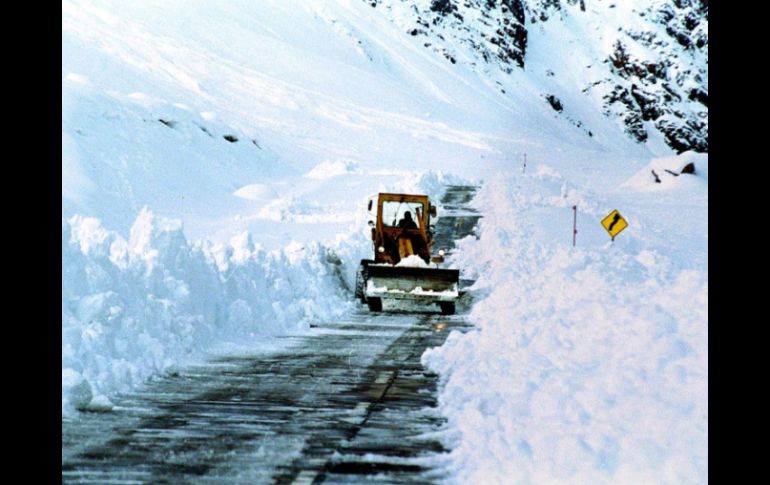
354,193,459,315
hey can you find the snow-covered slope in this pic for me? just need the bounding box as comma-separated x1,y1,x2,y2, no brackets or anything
63,0,678,238
62,0,706,482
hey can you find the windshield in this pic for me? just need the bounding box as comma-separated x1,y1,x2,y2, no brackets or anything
382,201,425,229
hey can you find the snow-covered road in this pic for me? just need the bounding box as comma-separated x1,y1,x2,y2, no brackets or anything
62,186,480,485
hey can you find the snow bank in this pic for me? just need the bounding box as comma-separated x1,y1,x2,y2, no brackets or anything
62,209,353,416
60,160,464,417
423,164,707,484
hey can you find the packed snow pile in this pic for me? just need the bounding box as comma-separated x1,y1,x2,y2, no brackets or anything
396,255,430,268
62,209,353,416
424,156,707,483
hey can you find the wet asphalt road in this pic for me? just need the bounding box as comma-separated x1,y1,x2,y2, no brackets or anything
62,186,481,485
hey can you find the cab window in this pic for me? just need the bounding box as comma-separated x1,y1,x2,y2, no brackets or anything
382,201,425,228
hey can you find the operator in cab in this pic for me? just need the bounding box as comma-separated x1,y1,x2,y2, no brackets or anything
398,211,418,230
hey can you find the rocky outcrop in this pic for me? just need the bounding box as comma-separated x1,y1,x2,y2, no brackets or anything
598,0,708,152
373,0,527,72
365,0,708,153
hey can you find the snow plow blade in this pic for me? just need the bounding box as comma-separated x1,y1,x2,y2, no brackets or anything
364,264,459,302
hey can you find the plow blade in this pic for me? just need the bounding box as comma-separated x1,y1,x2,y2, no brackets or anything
365,264,459,302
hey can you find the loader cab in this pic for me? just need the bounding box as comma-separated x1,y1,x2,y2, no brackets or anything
371,193,435,265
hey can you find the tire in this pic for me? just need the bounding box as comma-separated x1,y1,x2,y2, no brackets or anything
356,265,366,303
439,302,455,315
367,297,382,312
356,259,370,303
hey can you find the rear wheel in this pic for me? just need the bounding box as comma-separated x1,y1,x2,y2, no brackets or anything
367,297,382,312
439,302,455,315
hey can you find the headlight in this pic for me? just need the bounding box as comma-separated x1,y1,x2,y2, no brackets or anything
378,246,385,253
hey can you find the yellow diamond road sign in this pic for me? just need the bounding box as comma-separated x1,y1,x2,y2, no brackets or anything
601,210,628,239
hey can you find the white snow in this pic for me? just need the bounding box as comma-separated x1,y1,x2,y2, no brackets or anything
84,395,114,413
232,183,277,201
395,255,430,268
366,282,458,299
622,151,708,192
410,286,459,298
62,1,706,483
61,368,92,412
423,153,707,484
62,210,354,414
304,159,361,180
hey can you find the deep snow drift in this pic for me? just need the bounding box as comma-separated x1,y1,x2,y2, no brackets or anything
63,0,706,482
424,151,707,483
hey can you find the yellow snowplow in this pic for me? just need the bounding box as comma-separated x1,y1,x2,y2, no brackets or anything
355,193,459,314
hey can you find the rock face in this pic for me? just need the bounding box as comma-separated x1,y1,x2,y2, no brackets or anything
365,0,708,153
600,0,708,153
387,0,529,71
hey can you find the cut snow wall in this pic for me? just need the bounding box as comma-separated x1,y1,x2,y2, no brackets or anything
62,208,353,415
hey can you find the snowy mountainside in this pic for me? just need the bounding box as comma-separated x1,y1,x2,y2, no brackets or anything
64,0,670,241
366,0,708,153
63,0,484,239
